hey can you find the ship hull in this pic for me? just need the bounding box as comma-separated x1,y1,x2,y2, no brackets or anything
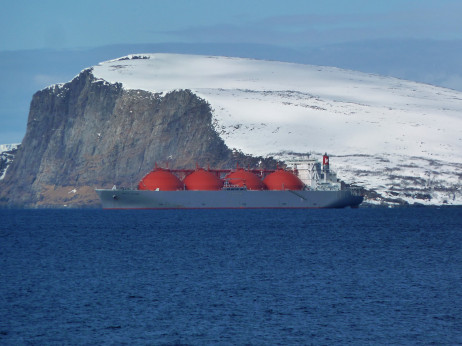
95,189,363,209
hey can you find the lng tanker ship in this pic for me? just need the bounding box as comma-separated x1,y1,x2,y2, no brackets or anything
96,154,363,209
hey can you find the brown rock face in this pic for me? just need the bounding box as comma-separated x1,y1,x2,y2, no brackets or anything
0,69,277,207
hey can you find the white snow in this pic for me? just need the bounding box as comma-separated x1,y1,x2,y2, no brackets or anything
0,144,20,153
0,143,20,180
0,166,9,180
91,54,462,205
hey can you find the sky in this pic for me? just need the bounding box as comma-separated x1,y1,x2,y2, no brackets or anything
1,0,462,144
2,0,462,50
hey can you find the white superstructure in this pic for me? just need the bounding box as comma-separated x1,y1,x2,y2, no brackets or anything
286,154,341,191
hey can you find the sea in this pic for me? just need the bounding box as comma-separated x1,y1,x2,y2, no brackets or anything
1,207,461,345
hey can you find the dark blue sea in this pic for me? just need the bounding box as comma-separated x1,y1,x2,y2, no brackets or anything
1,208,461,345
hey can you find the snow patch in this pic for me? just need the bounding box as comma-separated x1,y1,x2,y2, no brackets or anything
0,144,20,153
0,143,20,180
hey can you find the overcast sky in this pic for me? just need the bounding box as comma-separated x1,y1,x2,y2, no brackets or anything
1,0,462,144
2,0,462,51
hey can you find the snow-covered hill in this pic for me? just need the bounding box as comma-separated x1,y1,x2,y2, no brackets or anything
0,144,19,153
0,143,20,180
92,54,462,205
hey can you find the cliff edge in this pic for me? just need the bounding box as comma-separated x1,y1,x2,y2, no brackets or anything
0,69,275,207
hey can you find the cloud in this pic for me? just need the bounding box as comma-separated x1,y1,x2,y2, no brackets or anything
164,3,462,47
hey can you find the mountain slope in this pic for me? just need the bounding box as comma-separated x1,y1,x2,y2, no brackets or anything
0,144,20,180
92,54,462,205
0,69,277,207
1,53,461,207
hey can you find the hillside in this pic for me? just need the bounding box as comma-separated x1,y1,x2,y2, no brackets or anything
1,53,461,207
0,69,276,207
93,54,462,205
0,144,20,180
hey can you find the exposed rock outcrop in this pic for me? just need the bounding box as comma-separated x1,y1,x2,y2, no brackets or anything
0,69,277,207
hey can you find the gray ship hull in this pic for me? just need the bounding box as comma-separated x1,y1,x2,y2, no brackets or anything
95,189,363,209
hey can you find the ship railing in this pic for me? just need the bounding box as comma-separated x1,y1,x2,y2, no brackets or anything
222,186,247,191
314,182,341,191
112,186,132,190
222,181,247,191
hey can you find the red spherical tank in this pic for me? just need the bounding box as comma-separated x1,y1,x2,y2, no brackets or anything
138,168,183,191
183,169,224,191
263,169,304,190
225,169,265,190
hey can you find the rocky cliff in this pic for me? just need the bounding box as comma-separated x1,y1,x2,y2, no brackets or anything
0,69,276,207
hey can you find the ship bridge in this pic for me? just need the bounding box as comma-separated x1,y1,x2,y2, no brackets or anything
285,154,341,191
